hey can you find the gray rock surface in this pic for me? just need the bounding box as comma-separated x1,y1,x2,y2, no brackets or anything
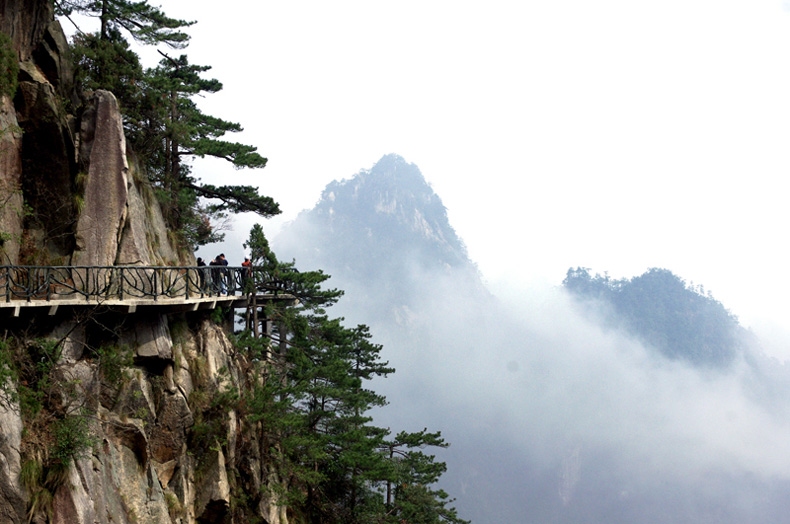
0,397,25,524
131,314,174,361
0,96,23,264
73,90,129,267
0,0,52,61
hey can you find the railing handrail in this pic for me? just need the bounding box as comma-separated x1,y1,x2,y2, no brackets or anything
0,264,296,303
0,264,272,270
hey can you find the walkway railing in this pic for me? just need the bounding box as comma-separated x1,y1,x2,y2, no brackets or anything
0,265,293,303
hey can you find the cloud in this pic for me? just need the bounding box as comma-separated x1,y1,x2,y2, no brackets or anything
325,264,790,523
266,161,790,522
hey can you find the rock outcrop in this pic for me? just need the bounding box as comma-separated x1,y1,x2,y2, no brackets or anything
72,90,129,267
0,0,53,62
0,0,182,267
0,94,24,263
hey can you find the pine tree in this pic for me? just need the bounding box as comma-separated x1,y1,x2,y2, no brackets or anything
238,226,469,523
142,53,278,243
61,3,280,247
378,430,469,524
54,0,193,47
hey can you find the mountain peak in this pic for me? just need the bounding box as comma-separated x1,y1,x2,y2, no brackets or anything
310,154,469,267
274,155,483,312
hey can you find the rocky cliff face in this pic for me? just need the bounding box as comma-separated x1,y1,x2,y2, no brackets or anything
0,309,289,524
0,4,285,523
0,0,178,267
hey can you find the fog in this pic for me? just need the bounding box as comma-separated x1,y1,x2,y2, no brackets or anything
274,244,790,523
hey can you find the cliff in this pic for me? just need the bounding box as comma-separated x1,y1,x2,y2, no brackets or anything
0,3,286,523
0,307,289,524
0,0,179,267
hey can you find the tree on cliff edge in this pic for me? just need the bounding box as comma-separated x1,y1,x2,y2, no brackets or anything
145,52,279,237
238,226,468,523
59,0,280,247
54,0,193,47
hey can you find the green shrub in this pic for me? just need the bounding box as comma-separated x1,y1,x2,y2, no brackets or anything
97,344,134,384
0,32,18,99
51,415,95,465
19,458,42,493
210,305,226,325
164,491,184,519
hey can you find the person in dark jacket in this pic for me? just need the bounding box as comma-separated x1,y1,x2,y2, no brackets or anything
209,256,224,295
218,253,229,295
197,257,209,292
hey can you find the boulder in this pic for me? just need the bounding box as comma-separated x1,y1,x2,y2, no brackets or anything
131,314,174,362
152,459,177,489
73,90,128,267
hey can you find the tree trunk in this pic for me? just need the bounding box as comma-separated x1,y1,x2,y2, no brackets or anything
100,0,108,40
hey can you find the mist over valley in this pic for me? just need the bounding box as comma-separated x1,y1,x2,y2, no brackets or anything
272,155,790,523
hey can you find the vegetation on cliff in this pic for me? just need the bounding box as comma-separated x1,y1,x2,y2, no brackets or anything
57,0,278,248
229,225,468,523
0,2,469,521
0,31,18,98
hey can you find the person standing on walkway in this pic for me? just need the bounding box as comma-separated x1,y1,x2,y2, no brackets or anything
197,257,209,292
241,256,252,293
209,255,225,295
218,253,229,295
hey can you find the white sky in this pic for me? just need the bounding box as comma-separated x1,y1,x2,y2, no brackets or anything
72,1,790,336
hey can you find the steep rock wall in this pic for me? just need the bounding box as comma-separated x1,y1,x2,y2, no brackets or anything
0,1,182,266
72,90,130,266
0,0,52,62
1,310,288,524
0,93,24,262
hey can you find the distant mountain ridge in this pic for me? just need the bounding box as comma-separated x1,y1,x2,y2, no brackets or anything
563,267,748,366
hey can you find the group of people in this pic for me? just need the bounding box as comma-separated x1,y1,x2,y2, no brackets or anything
196,254,253,295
